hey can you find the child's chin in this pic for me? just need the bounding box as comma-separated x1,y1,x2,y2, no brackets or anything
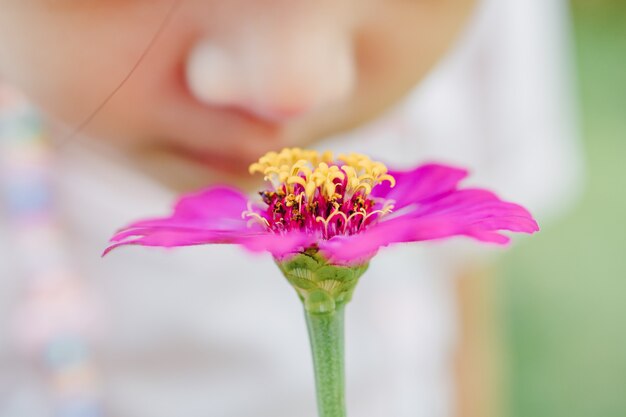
135,144,261,191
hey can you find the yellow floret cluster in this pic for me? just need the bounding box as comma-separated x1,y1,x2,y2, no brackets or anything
249,148,396,200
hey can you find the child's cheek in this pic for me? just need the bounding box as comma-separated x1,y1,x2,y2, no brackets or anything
0,2,173,138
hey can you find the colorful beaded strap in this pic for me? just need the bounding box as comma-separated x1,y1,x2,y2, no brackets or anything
0,84,103,417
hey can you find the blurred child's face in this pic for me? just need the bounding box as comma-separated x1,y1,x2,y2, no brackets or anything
0,0,474,186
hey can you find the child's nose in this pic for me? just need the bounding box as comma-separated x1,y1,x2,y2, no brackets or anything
185,28,355,122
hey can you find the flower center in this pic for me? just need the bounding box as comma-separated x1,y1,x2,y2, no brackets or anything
246,148,395,239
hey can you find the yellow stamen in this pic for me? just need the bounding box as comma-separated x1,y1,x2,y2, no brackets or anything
249,148,395,199
242,205,270,228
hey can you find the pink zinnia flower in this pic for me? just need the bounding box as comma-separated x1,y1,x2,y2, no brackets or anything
104,148,540,417
105,148,538,265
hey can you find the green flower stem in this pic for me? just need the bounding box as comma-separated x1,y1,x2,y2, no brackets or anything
277,251,367,417
305,305,346,417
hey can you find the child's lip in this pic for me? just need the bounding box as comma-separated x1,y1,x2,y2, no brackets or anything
160,101,293,176
172,144,260,177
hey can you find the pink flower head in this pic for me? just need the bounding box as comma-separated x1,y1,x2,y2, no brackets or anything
105,148,538,265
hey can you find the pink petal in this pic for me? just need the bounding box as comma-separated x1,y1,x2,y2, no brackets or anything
103,185,317,258
238,231,317,259
103,229,248,255
104,228,315,258
321,188,538,264
412,189,540,233
129,186,252,230
373,164,468,209
105,186,250,253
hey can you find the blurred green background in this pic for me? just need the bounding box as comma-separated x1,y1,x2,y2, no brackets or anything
501,1,626,416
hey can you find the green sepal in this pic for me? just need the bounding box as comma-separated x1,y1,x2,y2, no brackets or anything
276,249,369,314
305,290,336,314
